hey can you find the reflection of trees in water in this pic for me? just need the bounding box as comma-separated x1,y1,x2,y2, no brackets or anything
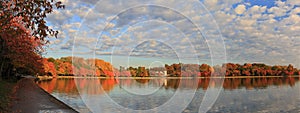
38,78,117,95
163,77,300,90
99,78,117,92
76,78,116,95
164,79,180,90
38,78,77,94
134,79,150,84
222,77,299,90
38,77,300,95
118,78,165,88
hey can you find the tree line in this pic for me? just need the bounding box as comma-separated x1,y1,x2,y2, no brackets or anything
43,60,300,77
161,63,300,77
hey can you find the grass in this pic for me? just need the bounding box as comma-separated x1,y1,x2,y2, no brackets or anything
0,79,16,112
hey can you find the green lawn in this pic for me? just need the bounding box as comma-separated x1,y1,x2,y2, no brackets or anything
0,79,16,112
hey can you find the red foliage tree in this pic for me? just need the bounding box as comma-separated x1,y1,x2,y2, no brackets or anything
0,16,45,77
0,0,64,79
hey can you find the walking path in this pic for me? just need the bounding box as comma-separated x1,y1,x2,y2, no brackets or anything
11,78,78,113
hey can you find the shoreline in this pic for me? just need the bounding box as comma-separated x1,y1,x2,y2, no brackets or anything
11,78,78,113
52,75,300,79
35,80,79,112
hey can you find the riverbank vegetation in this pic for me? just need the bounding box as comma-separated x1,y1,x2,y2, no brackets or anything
43,57,114,77
42,57,300,77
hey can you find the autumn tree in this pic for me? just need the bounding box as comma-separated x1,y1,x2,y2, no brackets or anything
0,0,64,79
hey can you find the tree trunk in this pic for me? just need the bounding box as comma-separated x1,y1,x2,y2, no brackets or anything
0,61,4,80
0,36,4,80
5,64,12,79
0,62,3,81
1,61,10,80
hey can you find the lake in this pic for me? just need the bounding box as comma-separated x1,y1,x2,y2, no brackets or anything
37,77,300,113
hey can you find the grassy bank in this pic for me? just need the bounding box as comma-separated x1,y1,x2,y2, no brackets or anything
0,79,16,112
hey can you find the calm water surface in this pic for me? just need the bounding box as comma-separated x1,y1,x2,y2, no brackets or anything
38,77,300,113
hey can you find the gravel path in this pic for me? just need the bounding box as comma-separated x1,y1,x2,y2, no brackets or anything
11,78,78,113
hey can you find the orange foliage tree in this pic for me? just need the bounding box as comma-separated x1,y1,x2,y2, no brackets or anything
0,0,64,79
42,58,57,76
42,57,115,77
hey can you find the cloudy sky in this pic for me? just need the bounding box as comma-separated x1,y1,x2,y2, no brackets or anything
44,0,300,68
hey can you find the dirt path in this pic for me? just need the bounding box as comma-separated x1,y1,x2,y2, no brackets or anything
11,78,78,113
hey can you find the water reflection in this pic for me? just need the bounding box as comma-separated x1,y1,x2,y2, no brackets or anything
38,77,300,95
37,77,300,112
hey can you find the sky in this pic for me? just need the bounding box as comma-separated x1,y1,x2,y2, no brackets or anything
44,0,300,68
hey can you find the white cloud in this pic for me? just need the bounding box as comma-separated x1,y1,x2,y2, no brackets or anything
44,0,300,68
275,0,286,7
268,6,287,17
235,4,246,15
291,7,300,14
203,0,218,7
286,0,300,6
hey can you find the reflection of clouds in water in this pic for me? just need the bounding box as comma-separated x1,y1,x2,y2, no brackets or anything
208,83,300,113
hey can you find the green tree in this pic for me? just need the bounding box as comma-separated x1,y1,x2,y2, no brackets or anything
47,57,56,63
